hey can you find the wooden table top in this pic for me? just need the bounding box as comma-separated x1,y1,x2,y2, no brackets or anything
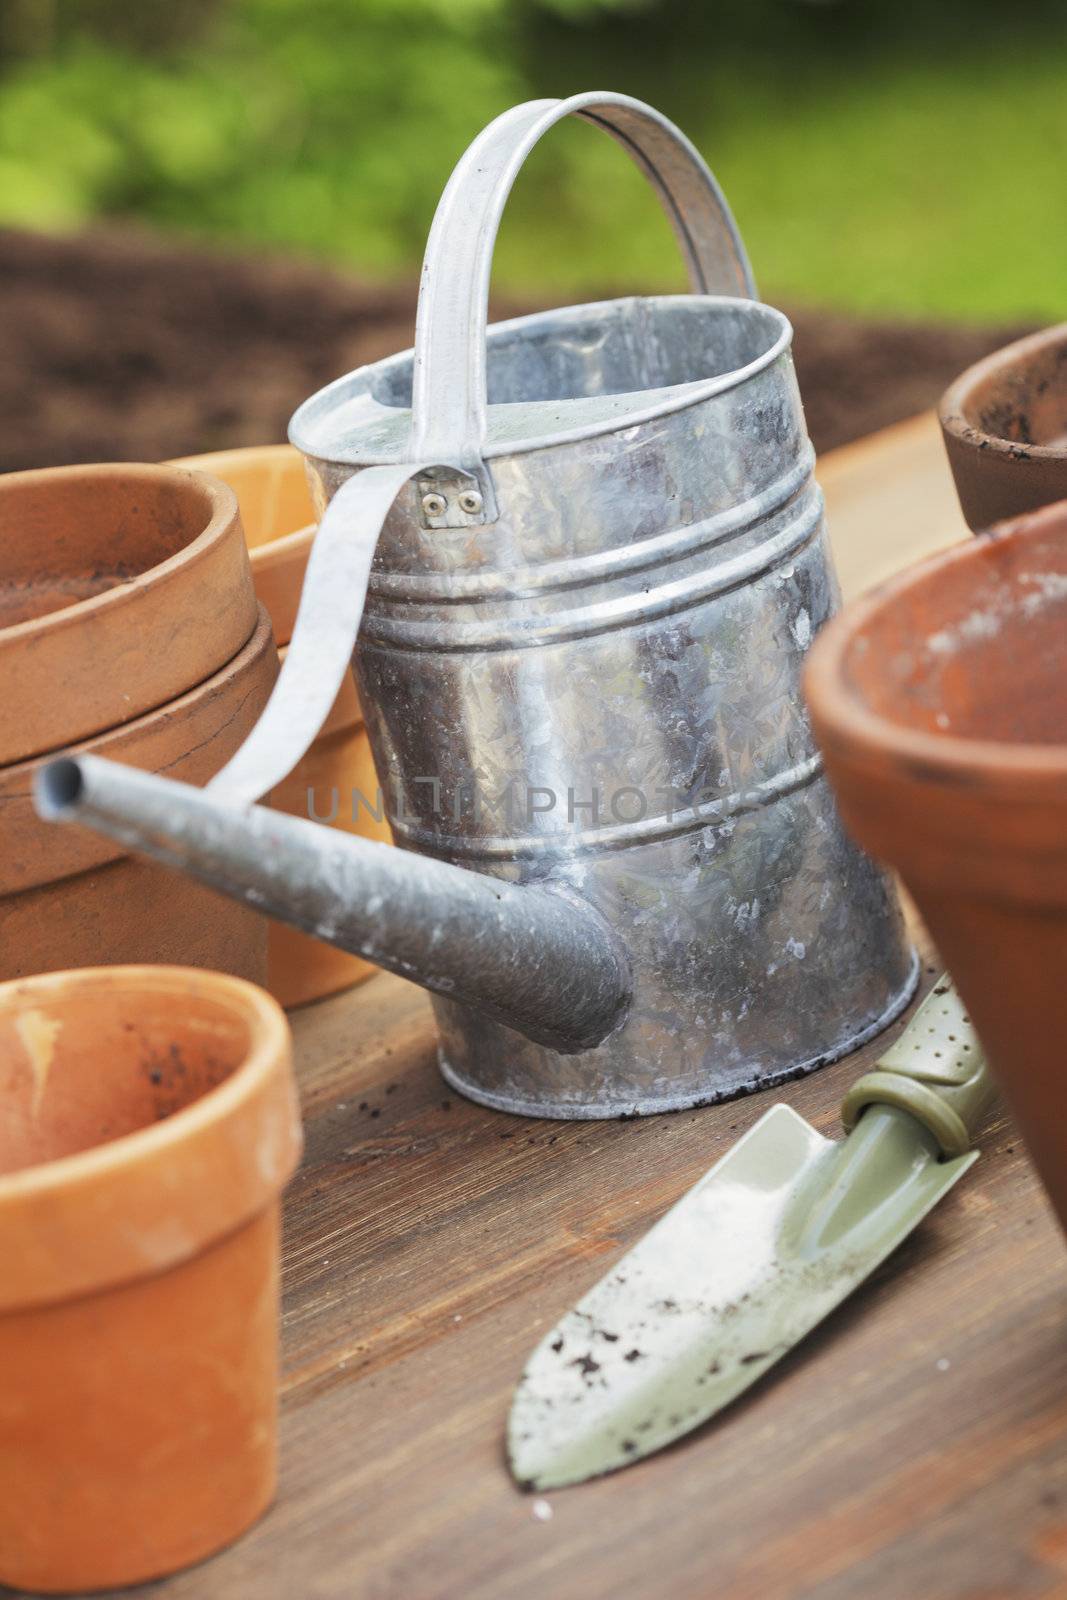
139,417,1067,1600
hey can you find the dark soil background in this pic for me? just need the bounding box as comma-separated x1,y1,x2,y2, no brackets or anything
0,226,1035,473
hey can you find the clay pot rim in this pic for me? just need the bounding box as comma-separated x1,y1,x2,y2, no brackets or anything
0,966,300,1312
166,445,316,570
0,965,290,1207
939,323,1067,464
249,519,315,572
169,443,296,472
0,463,239,649
805,504,1067,794
0,603,275,791
0,605,276,895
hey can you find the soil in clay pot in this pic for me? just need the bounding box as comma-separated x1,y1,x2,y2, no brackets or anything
940,323,1067,529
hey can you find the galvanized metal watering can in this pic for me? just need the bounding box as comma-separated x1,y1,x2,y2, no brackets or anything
37,92,917,1117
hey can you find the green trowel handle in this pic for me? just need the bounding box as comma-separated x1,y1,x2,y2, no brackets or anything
840,975,995,1159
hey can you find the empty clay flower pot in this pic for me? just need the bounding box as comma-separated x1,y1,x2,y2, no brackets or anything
0,606,278,984
940,324,1067,529
804,498,1067,1231
169,445,390,1007
168,445,316,646
0,464,259,764
0,965,302,1593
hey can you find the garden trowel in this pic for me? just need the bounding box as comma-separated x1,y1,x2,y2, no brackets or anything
508,976,994,1490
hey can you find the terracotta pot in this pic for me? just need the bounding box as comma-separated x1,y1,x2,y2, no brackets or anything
0,606,278,984
804,499,1067,1231
0,965,302,1593
168,445,316,646
267,653,391,1007
940,324,1067,529
0,464,258,765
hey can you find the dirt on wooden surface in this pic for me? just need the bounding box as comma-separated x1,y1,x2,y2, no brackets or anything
0,224,1035,473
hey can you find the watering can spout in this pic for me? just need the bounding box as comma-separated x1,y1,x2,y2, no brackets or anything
35,755,631,1055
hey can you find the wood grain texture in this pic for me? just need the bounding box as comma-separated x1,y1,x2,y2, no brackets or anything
117,938,1065,1600
820,410,970,603
90,420,1065,1600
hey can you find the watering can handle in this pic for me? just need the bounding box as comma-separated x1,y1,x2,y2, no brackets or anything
207,95,755,804
410,90,756,475
206,462,431,804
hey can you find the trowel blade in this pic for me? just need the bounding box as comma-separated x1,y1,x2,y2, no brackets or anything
508,1101,976,1491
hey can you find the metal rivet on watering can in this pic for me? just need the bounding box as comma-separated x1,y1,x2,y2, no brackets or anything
37,92,917,1118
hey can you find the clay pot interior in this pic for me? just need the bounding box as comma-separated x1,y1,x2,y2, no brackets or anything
0,467,223,630
0,984,254,1176
189,445,316,555
950,330,1067,453
838,516,1067,746
940,326,1067,528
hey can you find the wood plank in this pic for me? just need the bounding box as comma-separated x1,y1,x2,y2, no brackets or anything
820,411,970,602
147,937,1066,1600
117,417,1066,1600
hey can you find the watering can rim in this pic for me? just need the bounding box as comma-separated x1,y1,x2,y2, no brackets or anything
289,292,794,470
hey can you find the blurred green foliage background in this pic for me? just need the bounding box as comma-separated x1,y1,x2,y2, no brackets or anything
1,0,1065,322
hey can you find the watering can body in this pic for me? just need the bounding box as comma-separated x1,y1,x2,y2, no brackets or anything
294,296,916,1114
39,93,917,1117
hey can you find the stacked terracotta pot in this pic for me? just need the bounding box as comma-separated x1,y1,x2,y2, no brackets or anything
0,463,277,985
170,444,392,1007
